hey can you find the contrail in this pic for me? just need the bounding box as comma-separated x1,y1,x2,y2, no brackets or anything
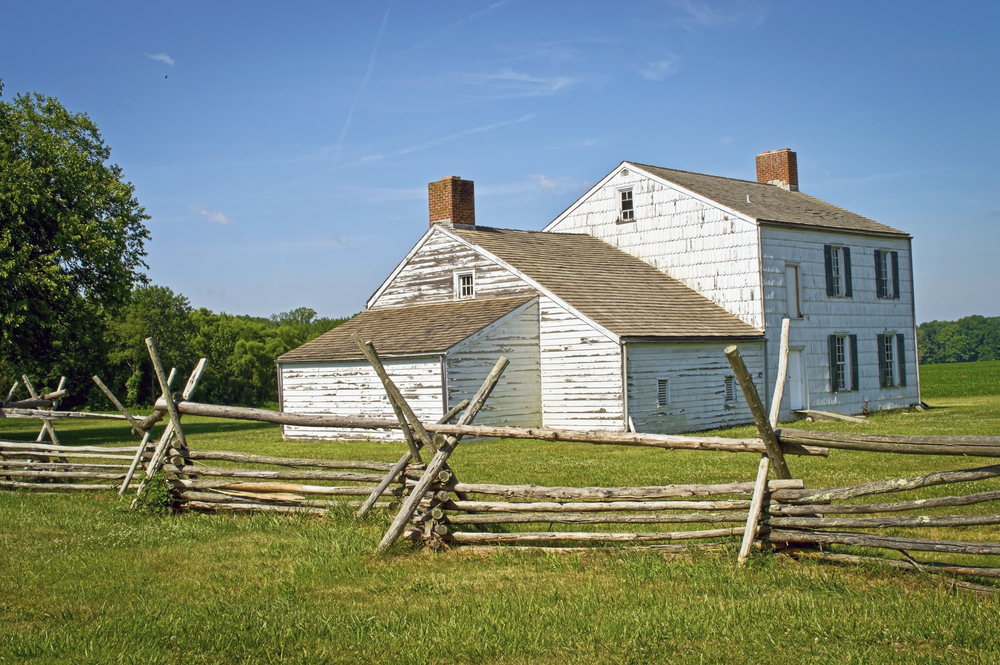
335,1,392,159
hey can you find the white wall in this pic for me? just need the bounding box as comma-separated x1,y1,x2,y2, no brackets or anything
626,341,766,434
546,168,764,329
760,226,918,417
446,301,542,428
280,358,443,441
370,228,534,309
539,296,624,430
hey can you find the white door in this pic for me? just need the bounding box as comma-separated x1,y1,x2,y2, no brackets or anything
786,350,805,411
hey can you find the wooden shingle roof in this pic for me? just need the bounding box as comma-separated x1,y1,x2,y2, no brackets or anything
632,162,909,237
450,227,762,339
277,295,535,362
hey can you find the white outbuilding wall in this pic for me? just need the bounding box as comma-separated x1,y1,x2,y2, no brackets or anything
626,340,765,434
279,357,444,441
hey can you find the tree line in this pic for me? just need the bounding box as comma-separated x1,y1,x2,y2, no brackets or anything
918,315,1000,365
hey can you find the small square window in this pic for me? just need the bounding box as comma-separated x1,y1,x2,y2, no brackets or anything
620,189,634,221
657,379,670,408
455,272,474,299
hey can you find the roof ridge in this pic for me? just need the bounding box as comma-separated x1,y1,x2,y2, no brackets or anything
628,161,765,187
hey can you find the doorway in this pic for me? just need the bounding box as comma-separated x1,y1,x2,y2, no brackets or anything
786,350,806,411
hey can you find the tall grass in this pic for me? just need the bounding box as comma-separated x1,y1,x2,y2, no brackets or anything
919,360,1000,398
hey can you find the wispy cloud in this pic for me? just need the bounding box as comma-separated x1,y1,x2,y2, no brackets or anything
411,0,510,50
463,69,577,98
670,0,766,32
145,52,175,66
190,204,236,227
529,174,559,189
271,236,356,253
639,55,681,80
392,114,536,157
718,136,734,146
335,1,392,160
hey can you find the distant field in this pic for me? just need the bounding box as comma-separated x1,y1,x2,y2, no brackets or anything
919,359,1000,398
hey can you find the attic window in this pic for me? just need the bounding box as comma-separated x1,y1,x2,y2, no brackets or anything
455,271,474,299
619,189,634,222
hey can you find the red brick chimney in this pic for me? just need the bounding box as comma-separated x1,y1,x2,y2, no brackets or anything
428,176,475,228
755,149,798,191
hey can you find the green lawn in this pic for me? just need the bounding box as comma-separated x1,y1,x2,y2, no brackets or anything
1,391,1000,662
919,360,1000,399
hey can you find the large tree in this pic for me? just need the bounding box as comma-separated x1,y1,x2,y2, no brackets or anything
0,82,150,393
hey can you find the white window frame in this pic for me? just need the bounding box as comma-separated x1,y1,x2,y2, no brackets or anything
883,331,896,387
878,250,893,298
657,378,670,408
618,188,634,222
785,263,802,318
834,334,849,392
454,270,475,300
830,246,843,297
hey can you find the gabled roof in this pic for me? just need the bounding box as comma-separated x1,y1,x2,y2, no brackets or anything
448,226,762,339
277,296,536,362
630,162,908,237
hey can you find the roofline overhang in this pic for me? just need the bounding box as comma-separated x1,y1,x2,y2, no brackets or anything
622,335,764,344
757,219,911,239
276,351,446,365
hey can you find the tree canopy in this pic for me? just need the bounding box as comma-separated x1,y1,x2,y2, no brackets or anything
918,315,1000,365
0,85,150,377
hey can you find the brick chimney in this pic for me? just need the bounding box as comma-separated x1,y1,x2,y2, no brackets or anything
756,149,798,191
428,176,475,228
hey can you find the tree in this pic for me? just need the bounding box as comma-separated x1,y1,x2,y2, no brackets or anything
0,85,150,389
107,286,194,405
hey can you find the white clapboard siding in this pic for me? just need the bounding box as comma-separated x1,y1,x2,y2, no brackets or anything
546,168,764,329
760,226,919,418
539,296,624,430
371,228,534,309
446,300,542,428
626,341,765,434
280,358,443,442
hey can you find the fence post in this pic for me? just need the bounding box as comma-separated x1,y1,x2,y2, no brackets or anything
725,345,792,480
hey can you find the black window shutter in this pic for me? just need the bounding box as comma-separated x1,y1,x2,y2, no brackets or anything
824,245,835,296
874,249,884,298
829,334,839,393
891,251,900,299
850,334,859,391
843,247,853,297
897,333,907,387
877,334,887,388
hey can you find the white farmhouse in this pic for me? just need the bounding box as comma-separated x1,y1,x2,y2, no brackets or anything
277,150,918,440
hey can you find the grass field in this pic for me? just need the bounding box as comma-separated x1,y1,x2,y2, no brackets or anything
918,360,1000,398
2,378,1000,662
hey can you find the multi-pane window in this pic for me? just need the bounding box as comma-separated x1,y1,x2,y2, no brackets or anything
620,189,634,221
883,334,895,387
877,333,907,388
455,271,474,299
657,379,670,408
834,336,848,391
823,245,853,298
829,333,859,393
830,249,842,296
875,250,900,300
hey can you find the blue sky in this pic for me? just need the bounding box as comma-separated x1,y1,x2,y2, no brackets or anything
4,1,998,323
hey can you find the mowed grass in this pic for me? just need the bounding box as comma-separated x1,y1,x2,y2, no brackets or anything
2,390,1000,661
919,360,1000,399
